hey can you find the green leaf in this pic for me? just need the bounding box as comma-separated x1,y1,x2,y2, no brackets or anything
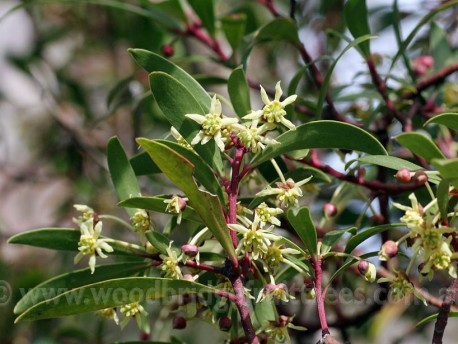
344,224,403,254
130,152,161,176
137,139,236,262
287,207,317,256
107,137,141,217
437,179,450,221
14,262,148,315
148,72,223,174
228,66,251,117
432,158,458,189
252,120,387,165
8,228,146,255
221,13,247,51
344,0,371,57
416,312,458,327
321,227,357,255
395,132,445,162
145,230,178,256
188,0,215,36
15,277,218,322
128,49,210,111
119,196,201,222
431,22,452,69
254,18,300,46
424,112,458,131
357,155,423,171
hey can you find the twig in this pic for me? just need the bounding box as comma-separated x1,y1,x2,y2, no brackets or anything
432,278,458,344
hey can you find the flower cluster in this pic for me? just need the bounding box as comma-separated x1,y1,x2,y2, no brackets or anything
392,193,458,279
184,82,297,153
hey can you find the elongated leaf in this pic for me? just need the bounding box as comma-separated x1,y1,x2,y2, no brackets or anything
228,66,251,117
431,21,452,69
254,18,300,46
119,196,201,222
287,207,317,256
188,0,215,36
416,312,458,327
316,35,375,119
8,229,145,255
107,137,141,216
395,132,445,162
129,49,210,111
357,155,423,171
424,112,458,131
137,139,236,261
432,159,458,189
221,13,247,51
437,179,450,221
15,262,148,315
130,152,161,175
321,227,357,255
344,0,371,57
344,224,403,254
149,72,223,174
145,231,179,256
253,120,387,165
15,277,218,322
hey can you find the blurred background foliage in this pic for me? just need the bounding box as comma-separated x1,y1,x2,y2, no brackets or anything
1,0,458,343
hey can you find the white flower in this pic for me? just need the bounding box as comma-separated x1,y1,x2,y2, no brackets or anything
171,127,192,149
120,302,148,329
254,202,283,227
243,81,297,130
185,95,239,151
73,204,95,225
96,307,119,325
159,242,183,279
164,195,187,224
74,218,114,274
237,119,278,153
130,209,150,232
256,283,295,303
393,193,424,228
257,177,312,208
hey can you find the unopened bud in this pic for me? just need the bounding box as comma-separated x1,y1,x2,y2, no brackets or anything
219,316,232,331
323,203,338,218
379,240,398,261
413,170,428,184
395,168,412,183
370,214,385,225
412,55,434,76
358,260,376,283
181,244,199,257
278,315,289,327
172,316,187,329
162,45,174,57
183,274,195,281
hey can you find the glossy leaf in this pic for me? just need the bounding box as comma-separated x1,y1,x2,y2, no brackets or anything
432,159,458,189
137,139,236,261
145,230,178,256
128,49,210,111
321,227,357,255
344,0,371,57
357,155,423,171
344,224,403,254
287,207,317,256
395,132,445,162
15,262,148,315
107,137,141,216
8,228,146,255
228,66,251,117
424,112,458,131
15,277,218,322
130,152,161,175
188,0,215,36
254,18,300,46
252,120,387,165
221,13,247,51
119,196,201,222
148,72,223,174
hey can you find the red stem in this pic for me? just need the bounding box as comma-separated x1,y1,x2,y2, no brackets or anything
227,146,245,247
232,277,260,343
184,22,228,62
313,257,330,336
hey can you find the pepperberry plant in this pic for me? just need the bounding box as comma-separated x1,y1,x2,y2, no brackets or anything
6,0,458,343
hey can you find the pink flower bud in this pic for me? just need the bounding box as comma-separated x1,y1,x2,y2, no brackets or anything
413,170,428,184
219,316,232,331
379,240,398,260
172,316,187,329
323,203,338,217
181,244,199,257
162,45,174,57
395,168,412,183
413,55,434,76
